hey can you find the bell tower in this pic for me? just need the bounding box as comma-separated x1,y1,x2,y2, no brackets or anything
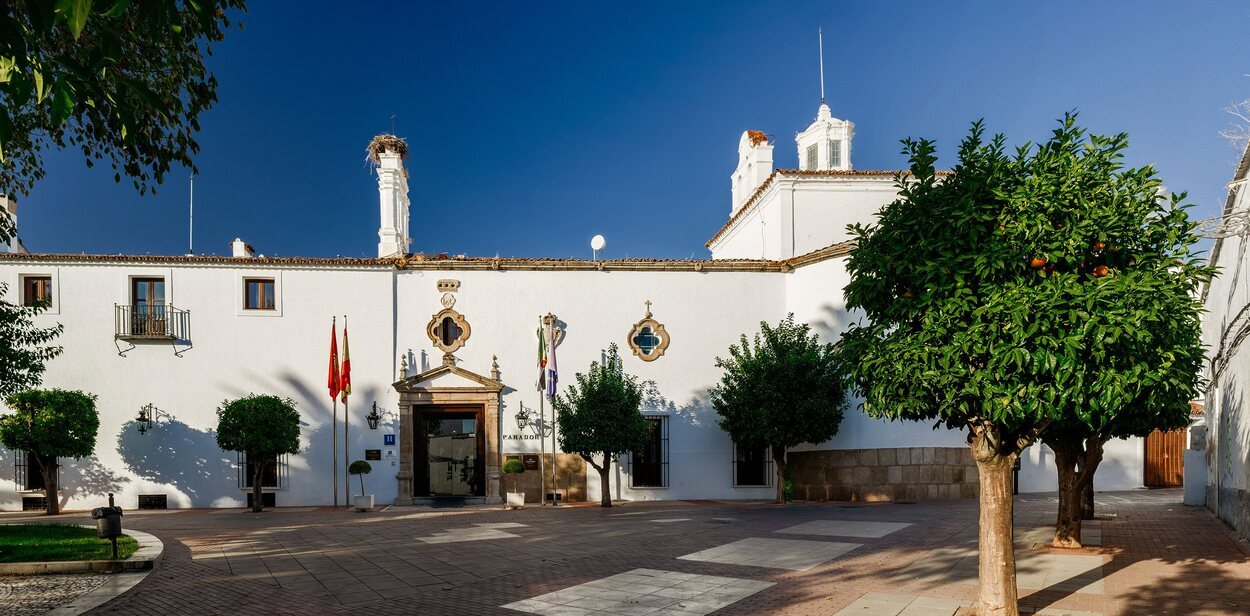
795,28,853,172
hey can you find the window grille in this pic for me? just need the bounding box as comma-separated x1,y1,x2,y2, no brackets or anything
236,452,288,489
12,450,54,492
732,442,773,487
828,140,842,168
805,144,819,170
629,416,669,488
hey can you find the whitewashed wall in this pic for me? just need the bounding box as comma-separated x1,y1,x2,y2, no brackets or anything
1202,152,1250,530
0,260,399,510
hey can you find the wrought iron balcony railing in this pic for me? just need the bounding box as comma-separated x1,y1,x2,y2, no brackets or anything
115,303,189,340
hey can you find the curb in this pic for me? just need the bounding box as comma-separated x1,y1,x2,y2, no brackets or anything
0,525,163,575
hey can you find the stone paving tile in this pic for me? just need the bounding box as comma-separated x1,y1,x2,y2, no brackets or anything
894,547,1105,594
775,519,912,538
0,489,1232,615
0,573,113,616
833,592,970,615
501,568,773,616
417,522,529,544
676,537,862,571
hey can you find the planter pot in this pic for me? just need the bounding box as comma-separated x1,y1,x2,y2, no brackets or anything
506,492,525,509
353,495,374,512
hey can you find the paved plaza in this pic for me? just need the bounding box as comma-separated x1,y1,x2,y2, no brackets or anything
1,490,1247,615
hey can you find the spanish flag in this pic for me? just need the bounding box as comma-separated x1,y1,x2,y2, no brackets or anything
340,320,351,402
327,318,340,401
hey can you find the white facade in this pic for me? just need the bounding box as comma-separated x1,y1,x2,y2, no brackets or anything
0,107,1150,511
1202,143,1250,537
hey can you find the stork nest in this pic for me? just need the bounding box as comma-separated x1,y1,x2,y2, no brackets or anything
366,134,409,163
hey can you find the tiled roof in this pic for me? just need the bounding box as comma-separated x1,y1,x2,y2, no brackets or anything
706,168,953,248
1201,141,1250,302
0,242,855,273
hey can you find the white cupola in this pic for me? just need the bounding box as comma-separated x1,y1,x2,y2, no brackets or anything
730,130,774,213
795,101,853,172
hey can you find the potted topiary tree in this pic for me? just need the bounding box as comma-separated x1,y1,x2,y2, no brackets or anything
349,460,373,512
503,458,525,509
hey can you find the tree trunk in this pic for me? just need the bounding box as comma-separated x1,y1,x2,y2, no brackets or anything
252,457,265,513
1080,480,1095,520
1079,438,1103,520
773,446,787,504
1049,438,1083,548
35,452,60,516
598,453,612,508
971,432,1019,616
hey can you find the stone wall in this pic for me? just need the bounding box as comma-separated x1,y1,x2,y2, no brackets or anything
503,453,587,503
788,447,979,502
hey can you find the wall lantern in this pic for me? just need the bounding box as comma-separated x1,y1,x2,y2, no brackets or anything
136,403,168,435
366,402,395,430
367,402,382,430
515,402,533,431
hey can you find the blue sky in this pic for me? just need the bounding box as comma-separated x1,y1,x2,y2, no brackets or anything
18,1,1250,259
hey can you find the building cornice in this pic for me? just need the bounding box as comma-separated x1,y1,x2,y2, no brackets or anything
0,243,854,273
705,168,953,249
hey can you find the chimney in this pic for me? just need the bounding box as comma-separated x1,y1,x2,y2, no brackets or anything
369,134,411,258
0,195,24,254
231,238,255,258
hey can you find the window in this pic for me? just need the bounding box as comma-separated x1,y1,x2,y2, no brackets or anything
632,326,662,356
237,452,288,489
12,450,53,492
733,442,772,487
22,276,52,308
630,416,668,488
435,316,463,346
426,308,471,354
805,144,818,170
627,302,670,362
828,139,842,168
130,277,167,337
243,278,276,310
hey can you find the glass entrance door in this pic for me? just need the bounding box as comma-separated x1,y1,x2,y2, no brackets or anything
421,413,481,496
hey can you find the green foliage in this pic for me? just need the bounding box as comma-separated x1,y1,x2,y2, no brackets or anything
0,282,63,398
348,460,371,476
838,114,1212,452
0,0,247,196
215,394,300,459
782,466,794,503
711,314,846,455
0,389,97,460
555,344,648,473
502,459,525,474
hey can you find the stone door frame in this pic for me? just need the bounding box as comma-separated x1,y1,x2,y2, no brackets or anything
393,364,504,505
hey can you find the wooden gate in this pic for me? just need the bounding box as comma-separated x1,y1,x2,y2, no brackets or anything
1144,428,1185,487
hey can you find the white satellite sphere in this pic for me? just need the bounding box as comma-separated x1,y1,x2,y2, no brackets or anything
590,235,606,251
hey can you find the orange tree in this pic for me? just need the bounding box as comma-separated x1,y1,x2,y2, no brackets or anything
836,115,1210,615
0,389,97,515
216,394,300,513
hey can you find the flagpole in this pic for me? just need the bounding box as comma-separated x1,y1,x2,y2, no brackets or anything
333,399,339,507
538,397,547,506
343,315,350,508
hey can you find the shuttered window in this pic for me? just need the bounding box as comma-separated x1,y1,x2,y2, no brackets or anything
805,144,818,170
828,140,842,168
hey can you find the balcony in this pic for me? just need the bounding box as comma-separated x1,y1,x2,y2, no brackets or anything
115,303,189,341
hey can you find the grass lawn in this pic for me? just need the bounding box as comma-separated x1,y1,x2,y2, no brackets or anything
0,524,139,563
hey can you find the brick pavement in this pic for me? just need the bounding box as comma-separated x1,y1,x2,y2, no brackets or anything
1,489,1245,615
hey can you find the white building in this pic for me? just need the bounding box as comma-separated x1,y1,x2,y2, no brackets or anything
1202,142,1250,539
0,103,1152,511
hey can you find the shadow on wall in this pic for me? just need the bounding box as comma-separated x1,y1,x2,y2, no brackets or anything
813,304,857,345
1213,377,1249,533
116,419,231,505
58,454,131,509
